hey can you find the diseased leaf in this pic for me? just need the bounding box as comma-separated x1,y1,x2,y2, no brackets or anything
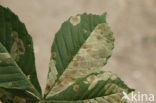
43,93,127,103
44,13,113,96
44,13,133,102
0,5,134,103
0,5,41,100
45,71,133,102
0,42,40,100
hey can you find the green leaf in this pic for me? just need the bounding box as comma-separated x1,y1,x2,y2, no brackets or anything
44,13,113,97
44,13,134,102
44,71,133,103
0,5,41,100
0,42,40,100
43,94,127,103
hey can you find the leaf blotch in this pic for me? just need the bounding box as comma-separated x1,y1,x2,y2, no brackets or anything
46,84,51,91
82,44,87,49
10,32,25,61
70,16,81,26
7,58,11,64
73,61,79,66
51,52,56,58
73,85,79,92
82,29,87,33
83,100,89,103
29,86,34,91
86,49,92,53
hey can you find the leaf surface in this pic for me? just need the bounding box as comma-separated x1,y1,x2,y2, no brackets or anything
0,5,41,100
45,71,133,103
45,13,110,97
44,13,133,102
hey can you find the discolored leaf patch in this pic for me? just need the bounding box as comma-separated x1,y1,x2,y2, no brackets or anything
11,32,25,61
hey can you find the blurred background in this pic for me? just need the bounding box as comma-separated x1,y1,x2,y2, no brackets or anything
0,0,156,103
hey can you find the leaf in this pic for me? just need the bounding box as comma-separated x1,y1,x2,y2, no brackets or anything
44,13,134,102
43,94,127,103
44,13,115,97
0,6,41,100
44,71,133,103
0,42,41,100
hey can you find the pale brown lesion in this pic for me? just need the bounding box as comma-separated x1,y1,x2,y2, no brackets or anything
96,35,103,40
73,85,79,92
83,100,89,103
29,86,34,91
86,48,92,53
7,58,11,64
82,44,87,49
51,52,56,58
57,80,62,85
82,29,87,33
87,75,96,83
45,84,51,91
10,32,25,61
70,16,81,26
73,61,79,66
17,39,25,54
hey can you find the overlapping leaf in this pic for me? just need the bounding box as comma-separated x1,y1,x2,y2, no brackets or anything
45,71,133,103
0,5,41,101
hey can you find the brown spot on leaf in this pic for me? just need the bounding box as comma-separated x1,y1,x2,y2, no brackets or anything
73,85,79,92
88,75,96,82
96,35,102,40
46,85,51,91
10,32,25,61
17,39,25,54
51,52,56,58
29,86,34,91
72,17,78,22
86,49,92,53
70,16,81,26
100,31,104,35
97,24,103,30
83,100,89,103
7,58,11,64
18,47,25,53
57,80,62,85
82,44,87,49
73,61,78,66
70,69,77,74
88,68,91,70
82,29,87,33
64,75,73,79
